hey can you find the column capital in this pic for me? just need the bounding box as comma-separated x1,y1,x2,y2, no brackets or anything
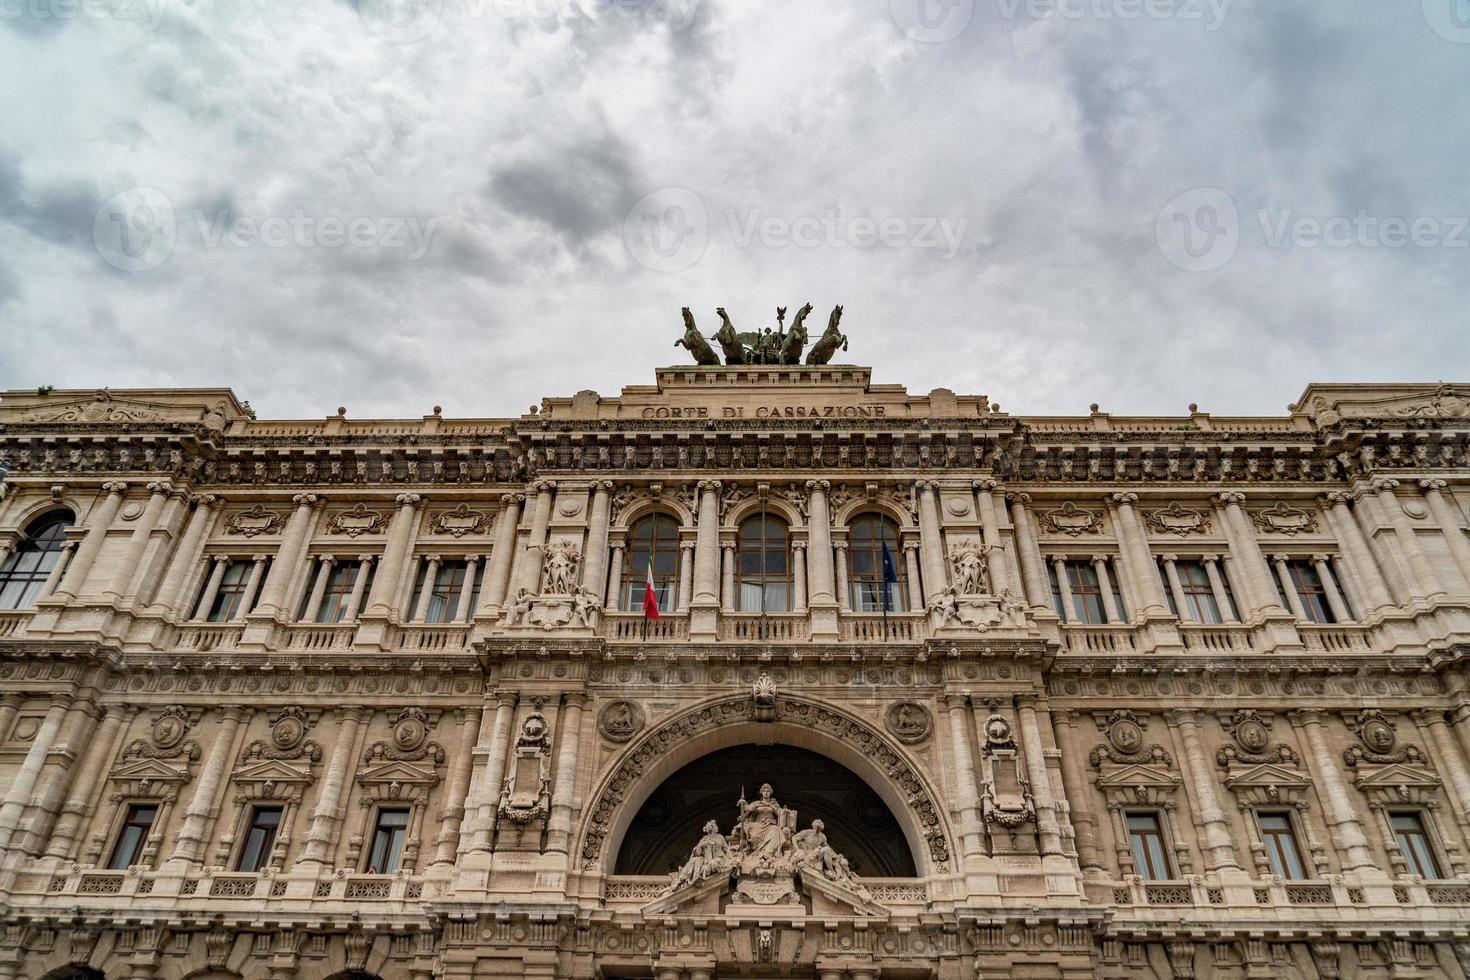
464,554,482,565
805,479,831,492
1160,553,1180,564
1372,478,1400,493
1013,692,1040,708
1006,490,1032,504
196,493,221,507
1419,478,1449,492
251,553,270,563
145,480,172,495
1271,553,1291,564
697,479,722,492
101,480,129,494
356,554,377,564
1324,490,1351,506
1448,703,1470,726
317,554,337,565
1201,553,1220,564
1289,707,1330,723
1215,490,1246,505
211,553,233,565
500,492,525,506
422,553,442,564
334,705,371,723
591,479,615,492
792,540,807,553
1110,491,1139,505
902,541,919,553
941,691,971,709
833,541,848,553
395,492,424,507
291,492,320,507
493,690,520,708
679,540,696,552
563,692,589,708
972,478,998,492
532,479,557,493
1162,707,1199,726
1090,553,1111,564
1311,553,1332,564
58,540,77,554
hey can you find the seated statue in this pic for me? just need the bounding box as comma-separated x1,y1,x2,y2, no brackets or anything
668,820,733,892
791,819,844,879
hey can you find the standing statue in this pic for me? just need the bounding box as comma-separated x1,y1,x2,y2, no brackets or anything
710,308,750,365
805,305,848,364
778,303,813,364
676,308,720,365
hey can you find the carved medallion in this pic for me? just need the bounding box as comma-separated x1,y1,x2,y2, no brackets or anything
1038,501,1101,536
270,708,307,753
152,707,189,750
1230,710,1270,754
391,707,430,754
982,711,1015,751
1105,710,1145,755
1145,501,1210,535
225,503,285,537
599,700,646,742
885,701,932,743
1351,709,1397,754
1253,501,1318,535
432,503,487,537
327,502,385,537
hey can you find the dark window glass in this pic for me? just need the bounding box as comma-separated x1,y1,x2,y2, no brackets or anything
1258,811,1308,880
1391,811,1442,878
209,560,265,622
737,516,790,613
0,512,74,609
622,515,680,612
847,515,907,612
366,808,411,873
408,560,469,623
236,805,284,872
1177,560,1223,623
1127,812,1171,879
316,562,366,623
1286,560,1335,624
108,803,157,870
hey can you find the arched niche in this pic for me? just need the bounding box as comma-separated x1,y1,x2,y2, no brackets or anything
614,743,917,877
579,695,951,877
41,968,106,980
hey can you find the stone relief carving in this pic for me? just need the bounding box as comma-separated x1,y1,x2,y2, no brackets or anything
885,700,932,743
598,700,645,743
431,502,488,536
502,538,600,630
541,540,582,595
753,671,777,721
1090,710,1175,767
1216,709,1299,767
1145,501,1211,535
1253,501,1318,535
225,503,285,537
18,389,171,424
668,819,733,891
499,707,552,826
326,502,384,537
1038,501,1102,536
1343,709,1425,767
978,707,1034,832
245,706,323,763
948,538,992,595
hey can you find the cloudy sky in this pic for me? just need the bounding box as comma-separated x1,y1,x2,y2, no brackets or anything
1,0,1467,420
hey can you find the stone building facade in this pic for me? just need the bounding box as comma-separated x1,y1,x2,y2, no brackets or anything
0,367,1468,979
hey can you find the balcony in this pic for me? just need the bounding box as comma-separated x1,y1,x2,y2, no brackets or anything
602,612,689,641
390,622,471,652
838,613,928,642
283,622,358,650
173,622,245,652
0,609,31,639
1298,624,1372,652
718,613,810,642
1179,624,1257,653
1060,624,1138,653
602,874,927,909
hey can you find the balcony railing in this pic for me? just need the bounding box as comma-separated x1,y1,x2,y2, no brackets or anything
603,612,689,641
838,613,928,642
1060,624,1138,653
392,623,471,652
719,613,809,642
1299,624,1372,652
0,610,31,639
283,623,358,650
1179,624,1256,652
602,874,926,907
173,623,245,652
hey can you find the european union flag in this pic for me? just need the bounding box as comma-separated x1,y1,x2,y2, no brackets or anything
880,540,898,612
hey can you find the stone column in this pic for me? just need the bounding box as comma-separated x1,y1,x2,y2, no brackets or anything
1201,555,1237,622
604,544,625,612
1094,554,1124,623
1159,554,1189,620
365,493,422,617
1052,557,1074,623
942,693,984,858
431,707,482,866
1008,493,1050,611
45,705,132,861
1420,479,1470,591
1270,555,1307,619
101,481,170,600
518,481,556,594
0,697,21,753
916,482,948,597
52,481,127,599
235,555,269,620
547,693,587,854
691,480,722,608
1051,709,1104,873
412,555,442,622
1374,478,1445,599
37,541,76,600
151,494,219,615
676,541,695,613
0,697,69,853
833,541,851,612
297,707,367,866
467,693,518,853
973,479,1010,593
1419,710,1470,832
168,707,248,866
720,542,736,612
1164,709,1239,871
251,494,318,618
1015,695,1064,857
581,481,613,598
1312,554,1352,622
481,493,524,613
1449,704,1470,794
1292,709,1377,870
455,556,481,622
300,555,336,623
1110,493,1169,618
1323,491,1395,611
1216,491,1286,616
791,541,808,613
191,556,232,620
342,556,374,622
902,541,923,609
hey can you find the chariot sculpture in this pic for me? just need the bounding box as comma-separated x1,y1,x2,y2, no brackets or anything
675,304,849,366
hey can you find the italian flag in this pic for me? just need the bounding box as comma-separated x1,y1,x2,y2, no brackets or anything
642,543,660,620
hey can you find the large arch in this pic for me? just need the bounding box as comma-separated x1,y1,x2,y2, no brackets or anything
578,694,952,877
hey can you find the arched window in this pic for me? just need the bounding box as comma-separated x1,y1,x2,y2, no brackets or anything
738,516,789,612
0,511,74,609
622,515,680,612
848,514,907,612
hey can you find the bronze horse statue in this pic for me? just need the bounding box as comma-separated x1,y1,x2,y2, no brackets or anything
778,303,813,364
710,307,747,365
805,305,848,364
676,307,719,365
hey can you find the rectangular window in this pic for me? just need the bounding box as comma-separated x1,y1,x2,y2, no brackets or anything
1048,559,1125,624
1286,560,1335,624
407,560,472,623
315,562,366,623
1258,811,1308,880
366,807,411,873
1127,812,1172,879
236,805,284,872
208,560,267,622
1391,811,1443,878
108,803,157,870
1176,560,1223,624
